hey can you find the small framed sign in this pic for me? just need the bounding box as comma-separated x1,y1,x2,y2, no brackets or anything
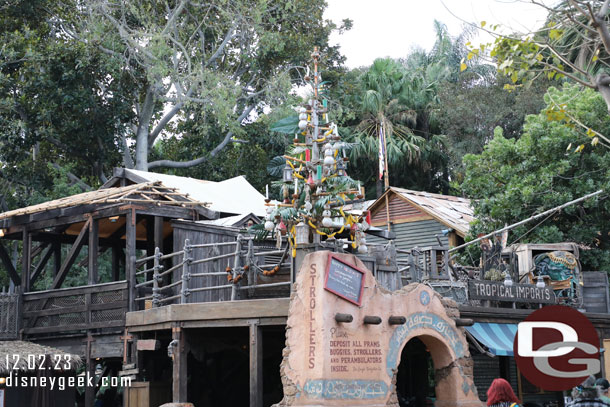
324,253,366,306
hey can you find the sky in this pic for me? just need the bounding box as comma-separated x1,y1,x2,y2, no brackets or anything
324,0,551,68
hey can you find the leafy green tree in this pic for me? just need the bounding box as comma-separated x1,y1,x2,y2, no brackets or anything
461,84,610,270
0,0,135,207
63,0,348,171
470,1,610,150
438,74,550,185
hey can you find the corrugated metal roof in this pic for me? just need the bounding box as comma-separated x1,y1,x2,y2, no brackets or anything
124,169,267,216
389,187,474,237
197,213,259,227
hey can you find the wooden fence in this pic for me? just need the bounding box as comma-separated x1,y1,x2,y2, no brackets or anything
21,281,128,336
0,293,19,339
134,236,292,307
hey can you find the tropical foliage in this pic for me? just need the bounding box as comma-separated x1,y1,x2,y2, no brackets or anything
461,85,610,270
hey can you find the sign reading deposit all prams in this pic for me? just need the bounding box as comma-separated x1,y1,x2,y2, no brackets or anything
468,280,555,304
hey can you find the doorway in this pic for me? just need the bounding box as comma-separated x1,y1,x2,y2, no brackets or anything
396,337,436,407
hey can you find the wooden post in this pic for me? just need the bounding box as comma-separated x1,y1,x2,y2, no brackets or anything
88,218,99,285
154,216,164,253
249,321,263,407
181,239,191,304
152,247,161,308
146,216,155,278
53,242,61,278
385,194,391,232
172,326,188,403
231,235,242,301
21,228,31,292
126,210,137,312
84,334,96,407
120,329,133,365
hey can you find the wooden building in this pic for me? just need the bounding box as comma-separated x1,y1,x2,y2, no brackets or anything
368,187,474,249
0,168,268,407
2,172,610,407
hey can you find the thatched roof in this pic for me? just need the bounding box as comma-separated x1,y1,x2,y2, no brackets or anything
0,341,82,374
0,181,211,221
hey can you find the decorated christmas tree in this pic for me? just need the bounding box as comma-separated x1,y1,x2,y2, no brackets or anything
261,47,370,257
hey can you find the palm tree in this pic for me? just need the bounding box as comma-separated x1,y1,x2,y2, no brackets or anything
349,58,425,197
348,22,494,196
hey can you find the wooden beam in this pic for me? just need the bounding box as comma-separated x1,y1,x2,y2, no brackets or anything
249,322,263,407
146,216,155,276
385,194,391,232
0,241,20,286
51,218,91,289
154,216,164,252
126,210,136,312
172,327,188,403
88,218,99,285
53,243,61,277
84,334,96,407
22,228,31,292
30,242,49,260
30,244,55,287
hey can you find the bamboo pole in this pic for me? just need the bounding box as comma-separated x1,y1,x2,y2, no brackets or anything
383,123,389,190
449,189,604,253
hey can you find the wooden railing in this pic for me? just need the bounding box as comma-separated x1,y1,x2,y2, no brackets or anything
0,293,20,339
134,236,292,307
22,281,128,336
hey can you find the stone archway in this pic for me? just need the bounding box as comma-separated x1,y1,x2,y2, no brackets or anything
274,251,483,407
391,333,476,407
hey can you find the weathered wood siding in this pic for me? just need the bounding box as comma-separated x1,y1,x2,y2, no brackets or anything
369,220,449,252
582,271,610,313
370,194,432,226
172,222,239,303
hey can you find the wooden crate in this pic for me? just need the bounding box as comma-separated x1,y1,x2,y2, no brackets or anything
124,382,171,407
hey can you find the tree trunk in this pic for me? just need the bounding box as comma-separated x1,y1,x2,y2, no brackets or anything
135,87,156,170
135,125,149,170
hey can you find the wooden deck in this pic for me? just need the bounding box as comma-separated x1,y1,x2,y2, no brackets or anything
125,298,290,331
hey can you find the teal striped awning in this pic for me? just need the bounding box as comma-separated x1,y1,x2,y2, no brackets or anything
465,322,518,356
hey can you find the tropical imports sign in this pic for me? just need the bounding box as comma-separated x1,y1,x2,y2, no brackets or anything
324,254,365,306
468,280,556,304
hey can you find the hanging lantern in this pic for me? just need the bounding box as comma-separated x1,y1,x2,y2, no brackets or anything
299,107,307,114
278,219,287,235
304,200,313,212
298,120,308,130
323,148,335,166
307,172,315,186
295,221,310,245
264,219,275,231
299,112,308,120
283,164,293,183
322,205,333,228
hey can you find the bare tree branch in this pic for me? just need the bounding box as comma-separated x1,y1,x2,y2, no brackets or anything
147,105,255,169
